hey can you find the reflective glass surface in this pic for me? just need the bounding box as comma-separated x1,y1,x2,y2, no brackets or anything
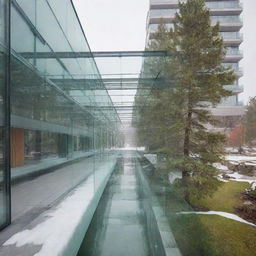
1,1,255,256
0,0,8,228
8,0,121,224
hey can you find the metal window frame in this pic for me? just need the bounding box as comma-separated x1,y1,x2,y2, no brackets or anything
0,0,11,231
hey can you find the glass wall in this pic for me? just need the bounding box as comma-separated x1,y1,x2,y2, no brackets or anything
10,0,119,173
1,0,121,228
0,0,10,228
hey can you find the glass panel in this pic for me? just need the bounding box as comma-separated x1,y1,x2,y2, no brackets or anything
206,1,241,9
221,31,242,40
149,9,177,18
4,0,253,255
9,0,120,226
211,15,242,24
0,0,9,228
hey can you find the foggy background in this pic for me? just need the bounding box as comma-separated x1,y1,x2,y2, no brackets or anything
73,0,256,105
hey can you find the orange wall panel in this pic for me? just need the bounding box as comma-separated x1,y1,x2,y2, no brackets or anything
11,128,25,168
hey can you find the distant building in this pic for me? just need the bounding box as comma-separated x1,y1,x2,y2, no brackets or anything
146,0,245,131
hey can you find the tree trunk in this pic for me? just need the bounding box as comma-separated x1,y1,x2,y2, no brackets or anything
182,108,192,182
184,111,192,157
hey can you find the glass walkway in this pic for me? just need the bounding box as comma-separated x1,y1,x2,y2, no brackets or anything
78,151,151,256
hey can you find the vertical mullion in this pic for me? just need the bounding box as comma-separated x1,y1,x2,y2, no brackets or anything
4,0,11,227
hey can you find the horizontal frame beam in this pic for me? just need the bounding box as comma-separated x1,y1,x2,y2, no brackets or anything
19,51,169,59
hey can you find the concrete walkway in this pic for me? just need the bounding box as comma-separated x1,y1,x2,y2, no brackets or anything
9,151,96,182
0,153,112,246
78,151,150,256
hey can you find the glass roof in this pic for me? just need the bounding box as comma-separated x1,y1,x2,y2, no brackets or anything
94,53,168,125
11,0,168,126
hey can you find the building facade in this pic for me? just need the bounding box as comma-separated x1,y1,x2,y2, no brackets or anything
0,0,121,230
146,0,244,126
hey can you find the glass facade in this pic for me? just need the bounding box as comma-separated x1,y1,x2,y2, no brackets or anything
0,0,10,228
10,0,120,171
0,0,122,228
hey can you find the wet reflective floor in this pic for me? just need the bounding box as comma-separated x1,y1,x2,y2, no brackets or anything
77,151,150,256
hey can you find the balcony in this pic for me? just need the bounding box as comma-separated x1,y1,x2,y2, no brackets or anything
221,32,243,46
211,16,243,32
148,12,243,32
223,63,243,77
206,1,242,15
150,0,185,9
224,84,244,93
223,48,243,62
150,0,242,15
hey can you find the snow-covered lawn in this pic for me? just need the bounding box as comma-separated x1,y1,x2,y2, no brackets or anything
217,170,256,189
228,172,256,185
225,155,256,166
214,154,256,188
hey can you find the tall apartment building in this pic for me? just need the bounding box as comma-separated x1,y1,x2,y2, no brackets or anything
146,0,245,130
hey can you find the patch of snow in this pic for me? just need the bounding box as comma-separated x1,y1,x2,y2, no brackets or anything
169,171,182,184
119,147,145,151
251,182,256,190
225,155,256,162
179,211,256,227
225,147,239,153
228,172,256,184
243,163,256,167
213,163,229,171
144,154,157,165
229,172,247,179
229,161,238,165
3,158,117,256
217,174,229,183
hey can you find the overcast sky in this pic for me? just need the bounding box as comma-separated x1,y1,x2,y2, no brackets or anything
73,0,256,104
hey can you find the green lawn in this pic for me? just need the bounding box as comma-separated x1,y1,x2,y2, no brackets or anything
190,181,250,213
199,215,256,256
168,181,256,256
170,214,256,256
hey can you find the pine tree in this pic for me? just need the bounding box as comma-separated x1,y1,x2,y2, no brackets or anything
136,0,236,201
135,22,184,158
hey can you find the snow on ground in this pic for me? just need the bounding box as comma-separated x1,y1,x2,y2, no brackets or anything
228,172,256,185
225,155,256,165
119,147,145,151
213,163,229,171
216,171,256,186
226,147,256,155
144,154,158,165
179,211,256,227
217,174,229,183
169,171,182,184
225,147,239,154
3,157,117,256
214,154,256,186
229,172,254,180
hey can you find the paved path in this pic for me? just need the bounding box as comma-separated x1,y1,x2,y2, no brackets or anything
0,153,111,245
78,151,150,256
